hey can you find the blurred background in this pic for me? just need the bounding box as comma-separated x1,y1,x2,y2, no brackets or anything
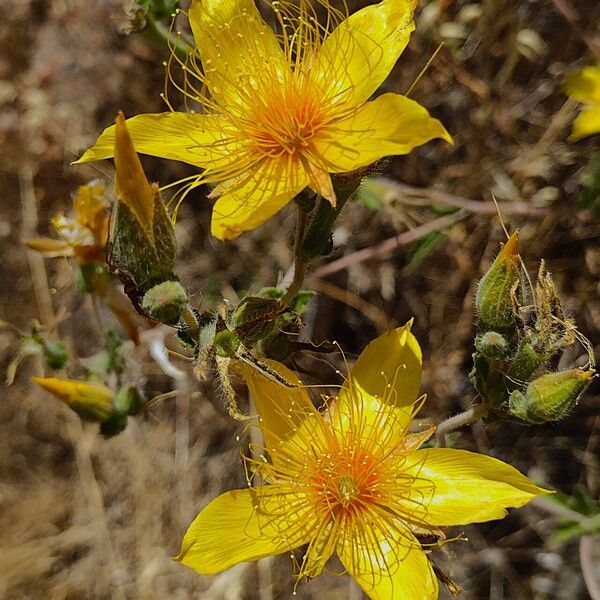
1,0,599,598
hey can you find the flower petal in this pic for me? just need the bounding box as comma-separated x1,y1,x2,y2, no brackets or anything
331,321,423,443
337,523,438,600
402,448,549,527
312,93,452,173
210,156,308,239
237,359,323,463
563,66,600,104
75,112,234,168
175,485,315,575
309,0,418,107
569,106,600,141
189,0,287,109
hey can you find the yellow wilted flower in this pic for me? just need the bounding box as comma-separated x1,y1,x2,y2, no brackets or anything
563,65,600,141
176,323,546,599
76,0,451,239
27,181,109,264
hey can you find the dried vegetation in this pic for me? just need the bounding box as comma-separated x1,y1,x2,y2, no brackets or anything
0,0,599,598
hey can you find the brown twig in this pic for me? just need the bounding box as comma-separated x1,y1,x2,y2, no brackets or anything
310,209,469,280
550,0,600,59
580,535,600,600
369,178,550,216
19,165,56,329
310,279,397,333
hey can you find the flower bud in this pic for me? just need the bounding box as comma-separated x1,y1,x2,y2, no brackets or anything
229,297,286,346
508,369,595,424
475,233,520,333
475,331,509,359
506,337,550,384
33,377,113,422
142,280,188,325
213,329,241,358
109,113,180,308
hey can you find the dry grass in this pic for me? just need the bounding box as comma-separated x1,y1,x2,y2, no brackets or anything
1,0,599,598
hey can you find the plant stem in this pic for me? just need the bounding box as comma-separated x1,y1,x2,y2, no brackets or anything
142,17,191,63
282,208,308,305
436,404,487,447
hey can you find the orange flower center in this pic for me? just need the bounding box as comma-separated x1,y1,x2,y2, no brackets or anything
246,81,326,157
310,447,381,519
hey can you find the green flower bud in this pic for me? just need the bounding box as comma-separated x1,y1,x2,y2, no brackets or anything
229,297,286,346
213,329,241,358
475,331,510,359
142,280,188,325
509,369,595,424
475,233,520,333
506,337,550,385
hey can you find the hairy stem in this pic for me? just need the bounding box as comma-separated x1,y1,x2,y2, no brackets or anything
436,404,487,447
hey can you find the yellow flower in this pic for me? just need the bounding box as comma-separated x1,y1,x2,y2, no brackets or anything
26,182,109,264
564,65,600,141
175,323,547,599
76,0,451,239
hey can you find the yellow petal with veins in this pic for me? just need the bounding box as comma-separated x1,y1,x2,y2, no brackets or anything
331,320,423,445
310,0,418,107
175,485,315,574
237,359,322,464
75,112,234,169
402,448,549,526
210,156,309,239
337,525,438,600
313,93,452,173
189,0,288,110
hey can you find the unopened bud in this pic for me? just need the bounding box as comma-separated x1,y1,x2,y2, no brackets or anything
475,233,520,332
213,329,240,358
509,369,594,423
229,297,285,346
33,377,113,422
506,337,550,384
475,331,509,359
142,280,188,325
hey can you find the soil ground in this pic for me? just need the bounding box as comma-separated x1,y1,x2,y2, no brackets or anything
1,1,599,598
